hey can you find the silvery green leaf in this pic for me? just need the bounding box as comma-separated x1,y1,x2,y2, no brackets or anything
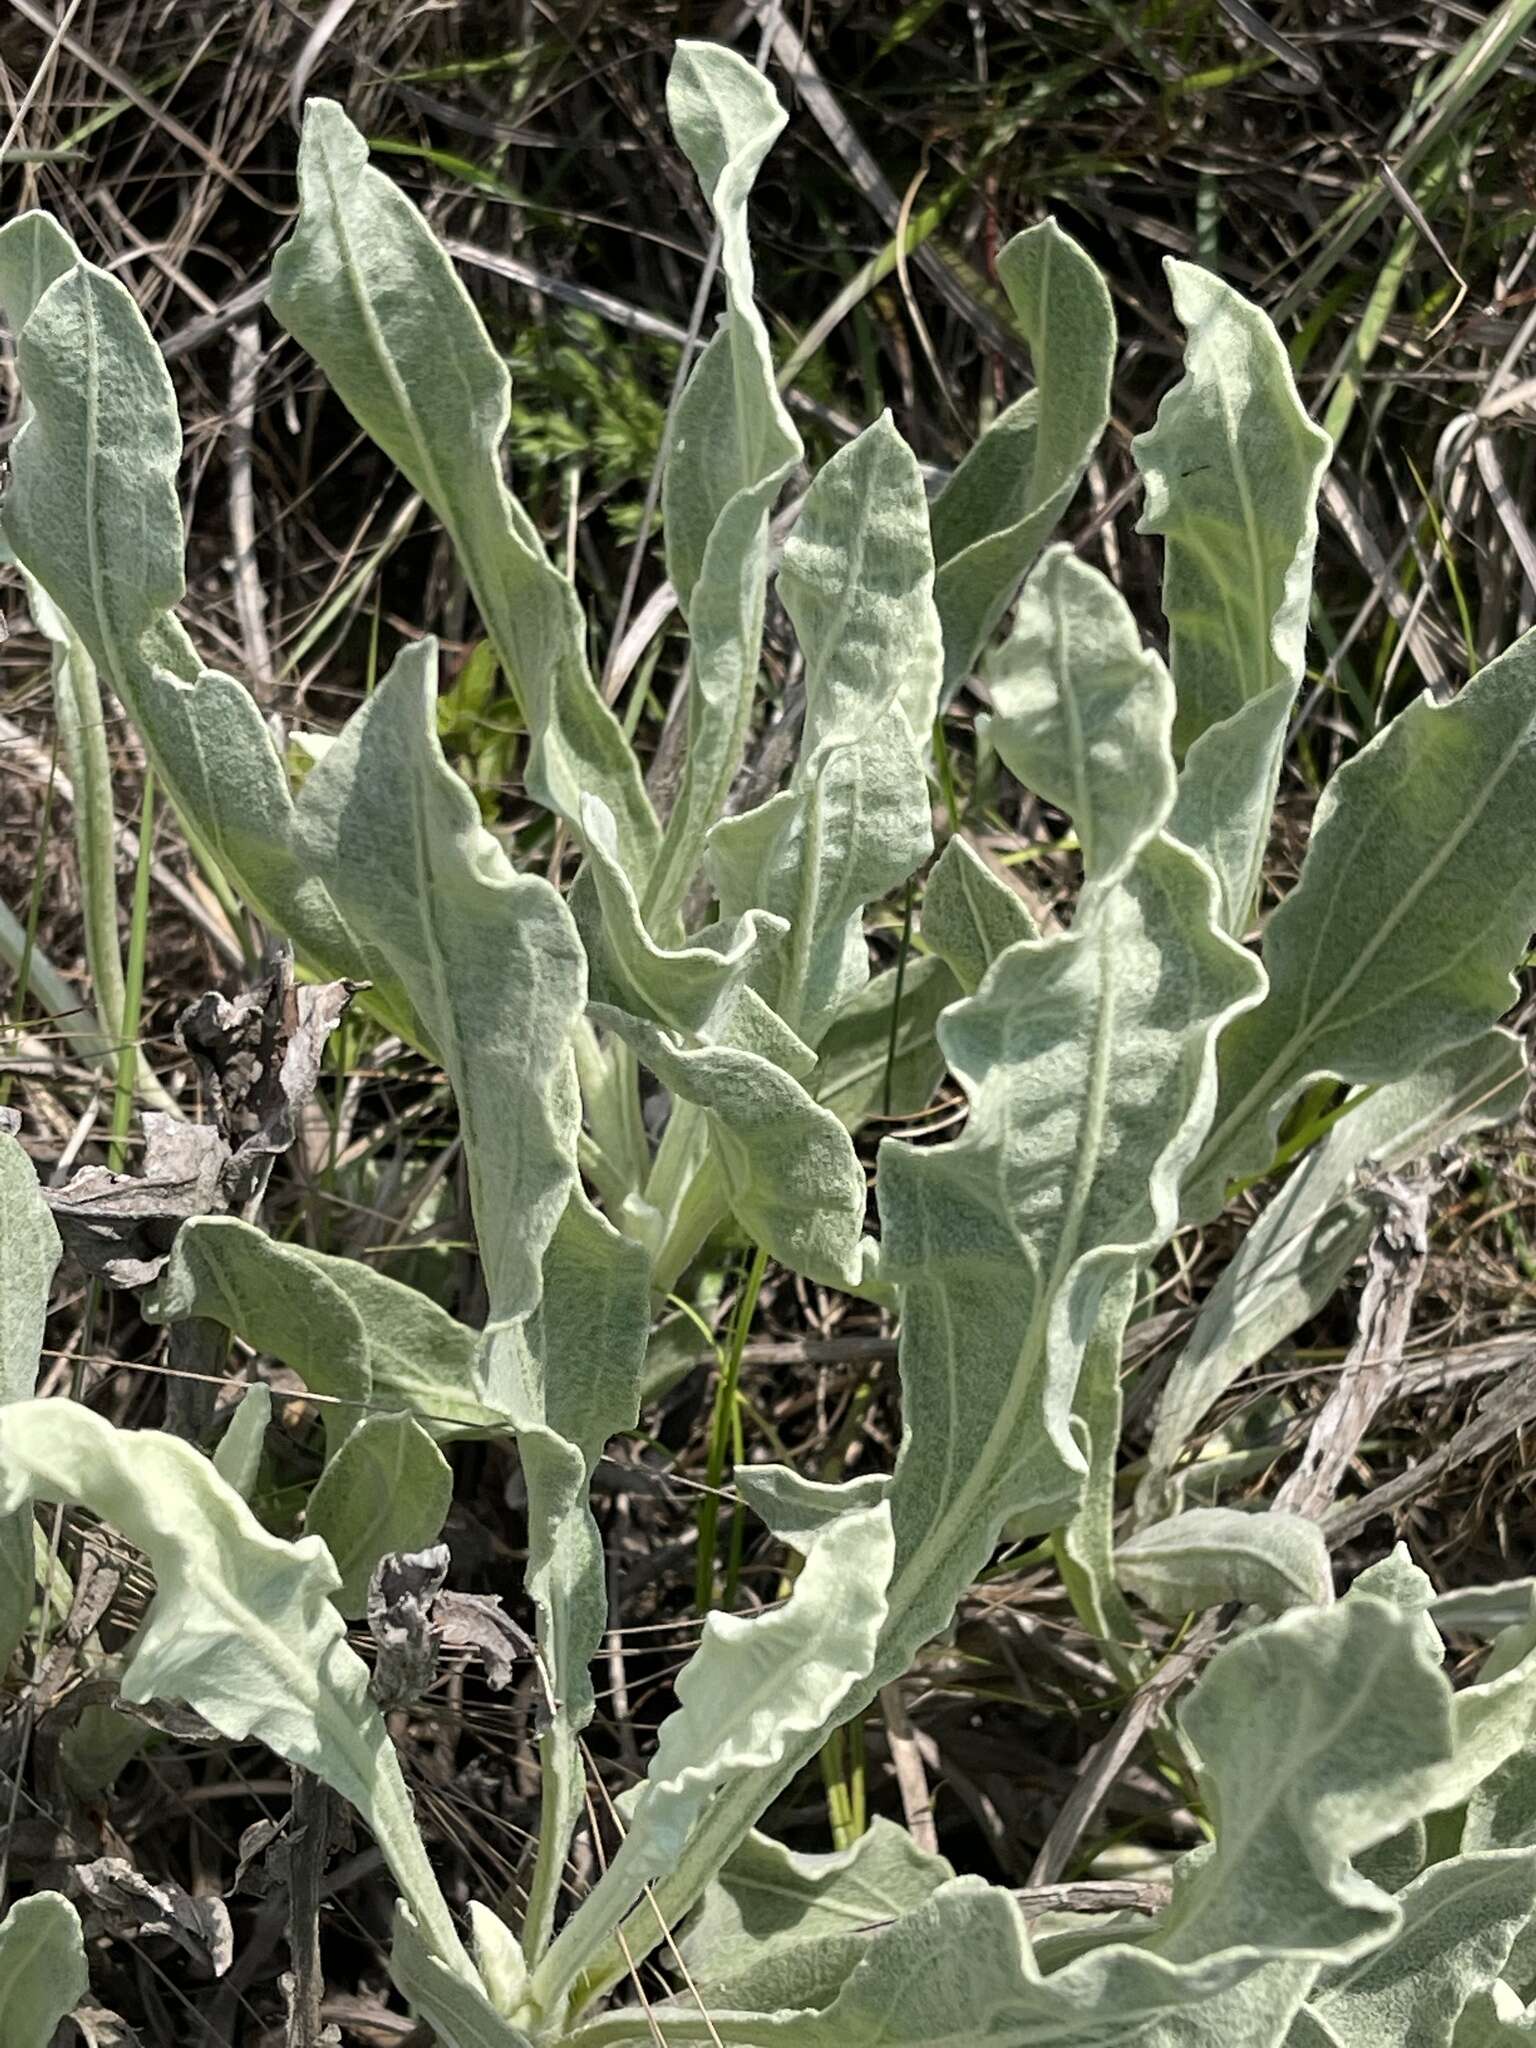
0,1399,476,1982
146,1214,501,1438
0,1891,88,2048
710,414,937,1044
1303,1849,1536,2047
476,1191,648,1957
932,220,1115,699
1116,1505,1333,1619
1433,1583,1536,1638
526,1498,894,2020
919,834,1037,995
573,794,786,1034
1171,684,1293,935
987,542,1176,885
0,208,75,332
785,411,943,754
269,100,658,882
644,43,802,932
810,953,956,1128
390,1904,535,2048
678,1818,954,2003
876,835,1264,1675
0,1130,60,1669
0,253,365,999
212,1383,271,1500
145,1216,371,1457
593,1003,869,1288
1458,1989,1536,2043
1145,1029,1526,1518
293,638,585,1325
1054,1271,1143,1682
568,836,1264,2005
307,1414,453,1617
733,1464,891,1557
1,1129,59,1406
1133,259,1331,757
1189,633,1536,1219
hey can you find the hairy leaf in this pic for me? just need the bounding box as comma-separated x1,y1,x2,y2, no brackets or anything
527,1500,894,2020
293,638,585,1325
391,1904,534,2048
0,1399,475,1980
1133,259,1331,756
919,834,1038,994
0,1891,89,2048
270,100,657,880
0,246,365,997
1302,1849,1536,2047
645,42,803,931
710,414,937,1045
932,220,1115,698
1117,1505,1333,1619
594,1003,869,1288
811,953,956,1128
1188,635,1536,1219
987,542,1176,886
307,1414,453,1616
573,795,785,1034
1143,1029,1526,1519
0,1129,61,1668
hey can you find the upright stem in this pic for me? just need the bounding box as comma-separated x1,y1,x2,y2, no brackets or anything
695,1244,768,1613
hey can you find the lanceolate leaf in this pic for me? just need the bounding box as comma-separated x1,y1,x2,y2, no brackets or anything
932,220,1115,699
293,638,586,1325
1133,259,1331,756
390,1904,535,2048
644,42,803,933
592,1003,869,1288
146,1214,504,1439
0,1892,89,2048
269,100,658,881
565,836,1264,2012
875,837,1264,1677
919,834,1038,994
1300,1849,1536,2047
678,1818,955,1998
306,1414,453,1616
811,953,956,1129
1116,1505,1333,1620
573,794,786,1035
0,1130,59,1406
1143,1029,1526,1520
0,246,366,1000
527,1499,895,2020
0,1130,61,1670
710,415,937,1045
1171,684,1293,935
987,543,1176,886
1187,633,1536,1220
0,1400,476,1983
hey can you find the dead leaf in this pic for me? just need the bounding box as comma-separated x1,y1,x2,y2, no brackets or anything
71,1854,234,1976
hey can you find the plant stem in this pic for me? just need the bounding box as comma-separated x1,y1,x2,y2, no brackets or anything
695,1243,768,1613
108,770,155,1173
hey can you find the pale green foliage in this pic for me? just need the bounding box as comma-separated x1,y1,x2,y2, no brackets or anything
5,33,1536,2048
0,1892,88,2047
1116,1504,1333,1619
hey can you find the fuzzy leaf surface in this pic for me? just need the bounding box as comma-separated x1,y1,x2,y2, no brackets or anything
270,100,657,880
1116,1505,1333,1619
1189,634,1536,1219
0,1399,474,1979
932,220,1114,697
0,1892,88,2048
646,42,803,930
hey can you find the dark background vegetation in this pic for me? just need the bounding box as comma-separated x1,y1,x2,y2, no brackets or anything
5,3,1536,2040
